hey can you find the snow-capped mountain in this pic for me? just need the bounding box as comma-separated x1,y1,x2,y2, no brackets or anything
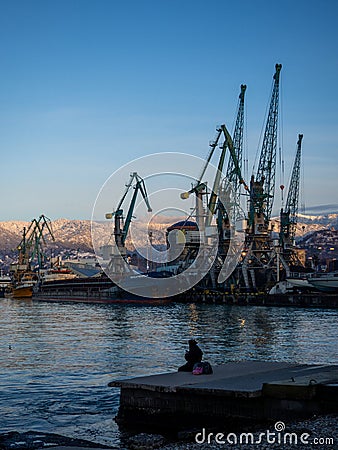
0,213,337,271
297,213,338,227
0,217,175,271
271,213,338,237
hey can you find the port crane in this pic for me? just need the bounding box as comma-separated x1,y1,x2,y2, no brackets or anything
280,134,304,265
248,63,282,231
178,120,248,286
217,84,247,249
11,214,55,285
241,64,289,290
225,84,247,207
105,172,152,270
181,123,247,227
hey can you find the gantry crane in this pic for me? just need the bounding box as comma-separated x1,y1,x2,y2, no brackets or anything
105,172,152,271
280,134,303,264
241,64,289,290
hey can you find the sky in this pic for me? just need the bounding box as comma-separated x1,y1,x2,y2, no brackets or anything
0,0,337,221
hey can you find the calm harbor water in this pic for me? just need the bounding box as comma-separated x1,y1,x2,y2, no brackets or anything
0,298,337,448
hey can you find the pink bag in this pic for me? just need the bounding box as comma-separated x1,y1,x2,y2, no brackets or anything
192,366,203,375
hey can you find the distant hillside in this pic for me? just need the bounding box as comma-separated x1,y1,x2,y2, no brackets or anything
297,228,338,266
271,213,338,238
0,213,337,271
0,216,185,254
0,219,95,253
297,213,338,228
0,217,177,270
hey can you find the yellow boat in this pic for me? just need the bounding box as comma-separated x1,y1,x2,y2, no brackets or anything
12,283,34,298
11,272,37,299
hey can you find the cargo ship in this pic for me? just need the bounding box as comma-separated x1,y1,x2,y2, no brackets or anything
32,272,171,305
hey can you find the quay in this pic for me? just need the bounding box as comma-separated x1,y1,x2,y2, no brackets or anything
110,361,338,433
178,291,338,308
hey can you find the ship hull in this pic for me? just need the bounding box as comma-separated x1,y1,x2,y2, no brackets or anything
12,285,33,298
33,275,171,305
308,272,338,293
286,277,311,288
32,294,170,305
308,280,338,292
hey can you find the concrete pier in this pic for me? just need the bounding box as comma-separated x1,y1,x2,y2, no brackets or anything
178,291,338,308
110,361,338,432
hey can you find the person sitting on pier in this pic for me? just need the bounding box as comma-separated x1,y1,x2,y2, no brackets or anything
178,339,203,372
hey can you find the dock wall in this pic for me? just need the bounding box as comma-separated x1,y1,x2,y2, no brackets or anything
178,291,338,308
111,362,338,433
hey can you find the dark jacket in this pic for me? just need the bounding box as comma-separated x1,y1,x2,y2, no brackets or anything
178,339,203,372
185,340,203,365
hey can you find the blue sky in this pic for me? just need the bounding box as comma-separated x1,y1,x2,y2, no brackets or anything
0,0,337,221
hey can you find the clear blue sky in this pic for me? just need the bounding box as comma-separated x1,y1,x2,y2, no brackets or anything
1,0,337,221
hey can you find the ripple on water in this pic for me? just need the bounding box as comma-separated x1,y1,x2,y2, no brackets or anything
0,299,337,445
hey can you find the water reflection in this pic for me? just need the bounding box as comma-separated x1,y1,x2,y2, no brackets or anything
0,299,337,446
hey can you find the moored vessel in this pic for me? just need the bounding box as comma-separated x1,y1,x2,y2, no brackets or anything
12,283,34,298
10,272,37,298
308,271,338,292
0,272,12,298
9,215,54,299
33,273,171,305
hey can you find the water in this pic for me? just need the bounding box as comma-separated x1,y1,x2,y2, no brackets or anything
0,298,337,447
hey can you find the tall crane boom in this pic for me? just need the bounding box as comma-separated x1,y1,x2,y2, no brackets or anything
218,84,246,227
180,123,247,229
210,123,248,217
226,84,246,190
249,63,282,227
241,65,283,291
280,134,303,247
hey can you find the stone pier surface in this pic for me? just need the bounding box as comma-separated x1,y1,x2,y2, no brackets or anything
110,361,338,432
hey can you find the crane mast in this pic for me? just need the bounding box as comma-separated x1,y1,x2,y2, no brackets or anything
249,63,282,230
217,84,247,240
280,134,303,250
241,64,288,291
226,84,246,203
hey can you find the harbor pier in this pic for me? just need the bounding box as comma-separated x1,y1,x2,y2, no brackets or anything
178,290,338,308
110,361,338,433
